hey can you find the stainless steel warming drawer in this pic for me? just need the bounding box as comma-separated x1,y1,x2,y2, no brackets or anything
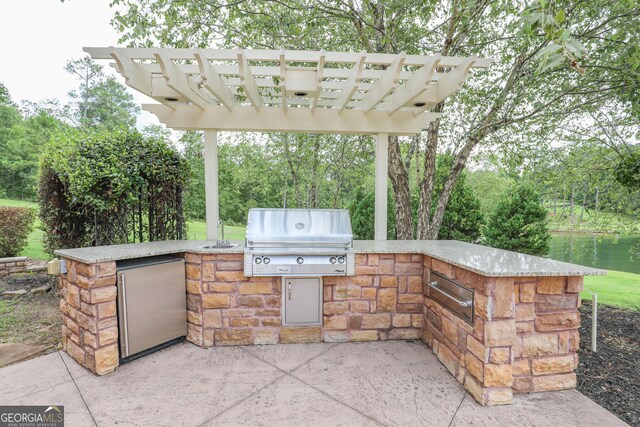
427,271,474,324
116,256,187,361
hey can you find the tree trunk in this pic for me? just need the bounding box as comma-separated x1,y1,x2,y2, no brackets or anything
570,185,575,226
283,134,302,207
416,103,443,239
553,193,557,214
594,187,599,222
580,189,587,223
387,136,413,239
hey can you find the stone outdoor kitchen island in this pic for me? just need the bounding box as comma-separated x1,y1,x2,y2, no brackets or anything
54,239,603,406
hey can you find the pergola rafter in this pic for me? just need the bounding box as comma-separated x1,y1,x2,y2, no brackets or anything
86,46,491,241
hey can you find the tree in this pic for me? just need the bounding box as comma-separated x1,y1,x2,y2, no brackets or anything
0,85,64,200
109,0,639,242
484,184,551,256
65,56,139,128
433,157,484,242
0,83,13,105
349,189,396,240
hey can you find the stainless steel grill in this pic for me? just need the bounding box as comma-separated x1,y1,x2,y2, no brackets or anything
244,208,355,277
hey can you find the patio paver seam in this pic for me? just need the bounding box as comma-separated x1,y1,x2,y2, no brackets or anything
240,342,339,373
58,352,99,427
237,345,388,426
196,372,288,427
285,371,388,426
447,394,467,427
238,343,386,426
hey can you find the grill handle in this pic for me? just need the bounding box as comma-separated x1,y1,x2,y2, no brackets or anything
247,240,351,246
428,281,472,307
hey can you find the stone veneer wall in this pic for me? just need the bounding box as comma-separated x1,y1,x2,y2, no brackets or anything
59,259,119,375
0,256,27,277
422,257,583,405
59,251,583,407
184,253,423,346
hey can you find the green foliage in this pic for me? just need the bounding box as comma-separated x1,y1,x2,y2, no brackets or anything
484,184,551,255
615,151,640,189
0,206,35,257
65,56,139,129
181,131,375,225
467,170,514,217
349,189,396,240
433,158,484,242
38,128,188,253
0,85,65,200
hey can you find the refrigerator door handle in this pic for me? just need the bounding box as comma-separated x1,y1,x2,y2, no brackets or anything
120,273,130,357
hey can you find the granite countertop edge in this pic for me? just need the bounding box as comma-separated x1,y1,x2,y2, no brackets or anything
54,239,607,277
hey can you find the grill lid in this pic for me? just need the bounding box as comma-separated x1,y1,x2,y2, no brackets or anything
246,208,353,249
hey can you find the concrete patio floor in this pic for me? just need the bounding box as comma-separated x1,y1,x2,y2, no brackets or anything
0,341,627,427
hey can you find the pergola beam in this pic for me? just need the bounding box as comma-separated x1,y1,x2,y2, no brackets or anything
144,104,441,135
86,47,492,68
194,52,236,111
333,52,366,111
383,57,441,114
361,53,406,114
237,50,263,111
154,53,209,110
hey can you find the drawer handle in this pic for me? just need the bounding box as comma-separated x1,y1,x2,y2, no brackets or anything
429,281,472,307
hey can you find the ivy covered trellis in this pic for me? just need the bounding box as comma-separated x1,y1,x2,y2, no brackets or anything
39,128,188,253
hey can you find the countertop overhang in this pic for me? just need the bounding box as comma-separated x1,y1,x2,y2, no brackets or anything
54,239,606,278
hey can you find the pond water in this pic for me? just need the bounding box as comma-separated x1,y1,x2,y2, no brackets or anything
548,233,640,274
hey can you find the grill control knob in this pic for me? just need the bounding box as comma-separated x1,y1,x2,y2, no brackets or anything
255,257,263,264
329,257,337,264
263,257,270,264
337,256,345,264
296,257,304,264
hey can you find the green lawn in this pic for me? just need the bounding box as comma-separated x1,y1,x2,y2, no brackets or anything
1,198,246,260
582,270,640,310
546,203,639,235
185,220,246,240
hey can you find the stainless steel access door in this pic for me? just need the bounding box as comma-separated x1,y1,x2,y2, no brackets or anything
282,278,322,326
117,258,187,358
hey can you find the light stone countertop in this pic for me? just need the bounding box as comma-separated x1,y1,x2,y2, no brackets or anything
54,239,606,277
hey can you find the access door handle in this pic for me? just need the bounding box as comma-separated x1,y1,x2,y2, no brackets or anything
120,273,130,357
288,282,292,300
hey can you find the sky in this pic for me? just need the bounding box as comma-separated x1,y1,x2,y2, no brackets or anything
0,0,159,127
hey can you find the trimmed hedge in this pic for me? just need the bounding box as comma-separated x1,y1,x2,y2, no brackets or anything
0,206,35,257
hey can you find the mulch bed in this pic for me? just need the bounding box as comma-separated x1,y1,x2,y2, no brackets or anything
0,274,62,351
577,301,640,426
1,273,56,292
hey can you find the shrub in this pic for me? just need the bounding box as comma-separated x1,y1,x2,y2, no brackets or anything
349,189,396,240
38,128,189,253
431,156,484,242
483,184,551,255
0,207,35,257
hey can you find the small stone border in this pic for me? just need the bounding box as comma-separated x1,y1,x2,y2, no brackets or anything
0,257,28,277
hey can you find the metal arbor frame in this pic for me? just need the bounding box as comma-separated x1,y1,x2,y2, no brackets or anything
85,47,491,240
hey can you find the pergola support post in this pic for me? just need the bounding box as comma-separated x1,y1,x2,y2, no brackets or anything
375,133,389,240
204,130,219,240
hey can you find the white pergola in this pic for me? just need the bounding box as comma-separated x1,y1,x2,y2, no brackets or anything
85,47,491,240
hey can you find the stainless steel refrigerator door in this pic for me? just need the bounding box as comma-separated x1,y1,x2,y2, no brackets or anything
282,278,322,326
117,260,187,358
